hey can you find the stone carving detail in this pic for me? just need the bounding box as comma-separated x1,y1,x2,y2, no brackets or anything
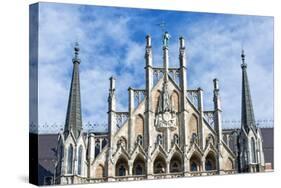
204,111,215,128
155,82,177,131
187,90,199,109
116,112,129,128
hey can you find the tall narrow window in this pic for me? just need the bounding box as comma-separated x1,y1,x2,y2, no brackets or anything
102,138,107,148
95,140,100,156
60,144,64,160
157,134,163,145
174,134,179,145
191,162,197,172
251,138,256,163
192,133,197,143
205,160,212,171
137,135,143,146
67,144,73,174
118,165,126,176
135,164,143,175
78,145,83,175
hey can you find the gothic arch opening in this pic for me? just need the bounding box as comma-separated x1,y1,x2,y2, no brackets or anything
206,134,215,145
78,145,83,175
251,137,256,163
95,139,101,157
171,90,179,112
170,153,182,173
205,151,216,171
66,144,73,174
133,155,146,175
190,153,202,172
153,154,167,174
115,156,129,177
117,137,127,150
95,164,105,178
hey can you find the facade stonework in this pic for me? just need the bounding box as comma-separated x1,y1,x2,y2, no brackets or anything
54,34,265,185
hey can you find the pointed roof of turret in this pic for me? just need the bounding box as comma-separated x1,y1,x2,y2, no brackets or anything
240,50,256,132
64,42,83,138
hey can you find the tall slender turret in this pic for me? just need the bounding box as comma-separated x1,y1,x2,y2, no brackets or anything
108,76,116,148
213,78,223,173
240,50,256,132
238,50,265,173
64,43,83,138
163,31,170,82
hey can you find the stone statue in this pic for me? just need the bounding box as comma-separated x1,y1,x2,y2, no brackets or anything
163,31,171,47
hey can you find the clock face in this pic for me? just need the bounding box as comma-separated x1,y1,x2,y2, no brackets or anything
163,112,171,122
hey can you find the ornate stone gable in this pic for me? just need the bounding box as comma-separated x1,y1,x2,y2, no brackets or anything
155,81,178,132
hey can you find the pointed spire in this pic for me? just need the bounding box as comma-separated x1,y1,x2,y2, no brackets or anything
240,50,256,132
64,42,83,138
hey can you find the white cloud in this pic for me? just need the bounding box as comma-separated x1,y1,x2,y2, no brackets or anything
36,3,273,133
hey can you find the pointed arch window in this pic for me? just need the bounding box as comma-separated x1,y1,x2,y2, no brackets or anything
192,133,198,143
174,134,179,145
135,164,143,175
67,144,73,174
157,134,163,145
191,162,198,172
78,145,83,175
118,165,126,176
205,160,212,171
102,138,107,148
251,138,256,163
95,139,101,156
137,135,143,146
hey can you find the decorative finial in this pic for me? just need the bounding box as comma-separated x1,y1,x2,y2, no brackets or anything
72,42,81,64
241,49,245,63
241,49,247,68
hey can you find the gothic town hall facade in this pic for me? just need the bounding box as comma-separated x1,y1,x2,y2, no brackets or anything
55,33,265,184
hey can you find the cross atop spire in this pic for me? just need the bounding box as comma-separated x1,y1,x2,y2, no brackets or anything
157,20,166,33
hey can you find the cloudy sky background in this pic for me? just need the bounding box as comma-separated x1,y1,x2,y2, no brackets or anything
35,2,273,133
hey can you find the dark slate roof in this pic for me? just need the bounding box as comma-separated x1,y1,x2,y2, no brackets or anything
260,128,274,168
38,134,58,185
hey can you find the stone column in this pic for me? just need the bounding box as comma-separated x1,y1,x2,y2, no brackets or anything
179,37,188,149
128,87,135,153
144,35,153,156
213,78,223,174
197,87,205,149
163,46,169,82
87,133,95,177
166,161,170,174
128,161,133,176
107,77,116,178
164,128,171,152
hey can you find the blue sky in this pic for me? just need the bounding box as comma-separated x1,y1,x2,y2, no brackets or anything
35,2,273,133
